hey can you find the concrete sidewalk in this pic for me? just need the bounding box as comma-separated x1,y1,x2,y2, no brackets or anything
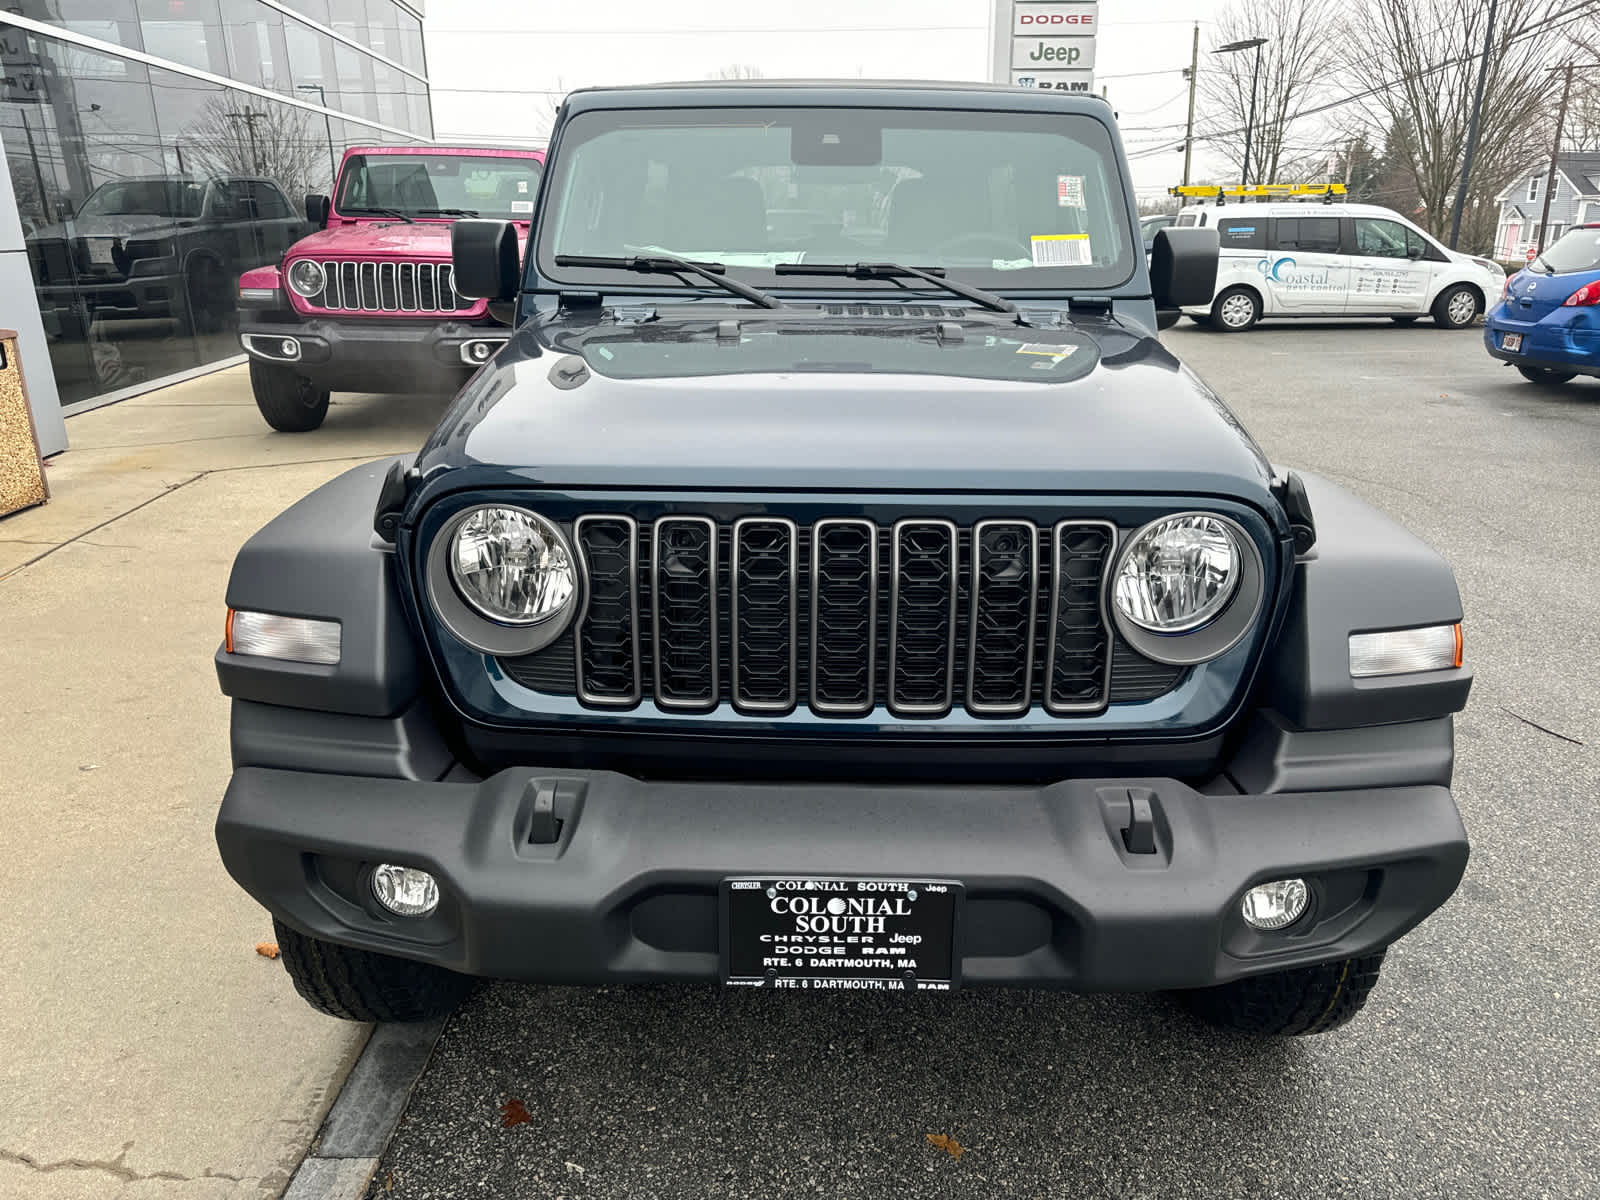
0,369,450,1199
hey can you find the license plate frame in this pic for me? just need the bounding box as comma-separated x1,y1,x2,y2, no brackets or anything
722,877,962,993
1503,332,1523,352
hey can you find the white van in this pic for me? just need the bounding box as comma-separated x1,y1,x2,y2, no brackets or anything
1174,202,1505,331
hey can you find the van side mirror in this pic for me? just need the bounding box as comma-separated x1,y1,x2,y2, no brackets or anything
304,194,331,228
1407,244,1424,259
452,218,520,302
1150,227,1220,311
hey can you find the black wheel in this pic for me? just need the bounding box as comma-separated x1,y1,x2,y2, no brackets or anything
1432,284,1480,329
1517,365,1578,386
185,257,229,334
1211,286,1260,332
1179,952,1385,1036
1390,315,1420,325
273,918,474,1023
249,359,330,432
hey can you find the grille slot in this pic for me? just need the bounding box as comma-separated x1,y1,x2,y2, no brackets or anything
1047,521,1117,713
573,515,640,707
731,518,797,712
534,513,1151,718
305,259,466,313
889,520,959,715
810,519,878,714
651,517,718,709
967,520,1038,715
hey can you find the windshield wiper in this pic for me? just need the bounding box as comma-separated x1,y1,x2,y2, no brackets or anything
344,206,414,223
555,254,786,309
417,207,478,218
773,262,1017,315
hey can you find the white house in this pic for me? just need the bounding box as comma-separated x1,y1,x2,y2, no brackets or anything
1493,152,1600,261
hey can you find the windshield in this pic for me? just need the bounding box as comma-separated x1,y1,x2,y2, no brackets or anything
77,179,204,219
336,154,543,220
1533,227,1600,275
540,106,1134,290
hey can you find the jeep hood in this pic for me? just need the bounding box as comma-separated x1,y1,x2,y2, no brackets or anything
414,313,1276,503
289,220,528,259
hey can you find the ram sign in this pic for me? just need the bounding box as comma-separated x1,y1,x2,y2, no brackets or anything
991,0,1097,92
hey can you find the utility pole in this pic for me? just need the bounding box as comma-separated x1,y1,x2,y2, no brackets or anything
227,107,264,174
1182,23,1199,186
1536,63,1574,256
1449,0,1497,250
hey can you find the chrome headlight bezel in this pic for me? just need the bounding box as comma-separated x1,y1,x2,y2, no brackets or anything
285,258,325,298
1109,512,1265,667
424,505,582,656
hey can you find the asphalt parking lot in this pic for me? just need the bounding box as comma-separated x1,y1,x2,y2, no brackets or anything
364,319,1600,1200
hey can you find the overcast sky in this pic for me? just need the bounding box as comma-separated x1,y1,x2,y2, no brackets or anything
422,0,1234,202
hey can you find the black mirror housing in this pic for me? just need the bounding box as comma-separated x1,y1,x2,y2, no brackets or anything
1150,227,1220,310
452,219,520,302
305,194,331,228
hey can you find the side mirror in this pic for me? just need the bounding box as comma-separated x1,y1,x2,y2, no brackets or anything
452,218,519,302
1150,227,1220,311
304,194,331,228
1407,244,1424,259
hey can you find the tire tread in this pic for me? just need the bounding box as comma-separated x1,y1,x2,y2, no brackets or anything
273,918,472,1023
1180,951,1386,1036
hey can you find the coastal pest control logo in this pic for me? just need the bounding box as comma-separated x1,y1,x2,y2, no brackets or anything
1257,256,1331,288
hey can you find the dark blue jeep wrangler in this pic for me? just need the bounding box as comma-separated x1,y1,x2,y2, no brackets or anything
214,82,1471,1036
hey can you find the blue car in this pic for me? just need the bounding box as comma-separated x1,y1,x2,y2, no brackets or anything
1485,224,1600,385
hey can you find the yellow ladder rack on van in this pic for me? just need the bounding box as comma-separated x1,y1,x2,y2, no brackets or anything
1169,183,1347,204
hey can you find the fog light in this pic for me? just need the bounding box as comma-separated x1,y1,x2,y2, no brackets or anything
1241,878,1309,931
279,337,300,360
371,864,439,917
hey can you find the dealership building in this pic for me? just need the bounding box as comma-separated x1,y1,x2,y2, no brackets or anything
1,0,433,454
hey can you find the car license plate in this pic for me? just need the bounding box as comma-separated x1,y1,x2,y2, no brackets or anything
723,877,961,992
1503,333,1522,352
86,239,115,266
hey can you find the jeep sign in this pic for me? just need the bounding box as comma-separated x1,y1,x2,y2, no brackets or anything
991,0,1097,92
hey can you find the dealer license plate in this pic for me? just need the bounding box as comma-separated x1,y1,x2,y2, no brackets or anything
1503,333,1523,352
723,877,960,992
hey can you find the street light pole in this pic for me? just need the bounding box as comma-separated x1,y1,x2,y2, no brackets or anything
1215,37,1269,194
1182,23,1199,187
297,84,338,191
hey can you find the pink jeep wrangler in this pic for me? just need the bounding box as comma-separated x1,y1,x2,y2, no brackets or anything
236,145,544,431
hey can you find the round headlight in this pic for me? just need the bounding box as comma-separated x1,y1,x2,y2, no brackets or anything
448,506,576,625
285,259,325,298
1113,514,1241,634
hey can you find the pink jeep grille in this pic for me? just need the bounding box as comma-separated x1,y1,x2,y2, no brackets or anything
301,260,470,314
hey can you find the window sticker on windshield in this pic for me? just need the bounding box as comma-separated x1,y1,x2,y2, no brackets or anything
518,181,529,193
1016,343,1079,359
1031,234,1091,267
1056,175,1085,209
511,200,533,213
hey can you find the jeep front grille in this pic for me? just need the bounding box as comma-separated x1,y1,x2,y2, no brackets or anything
539,514,1125,719
298,260,467,313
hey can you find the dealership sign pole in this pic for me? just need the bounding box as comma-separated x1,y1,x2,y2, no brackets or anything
991,0,1098,94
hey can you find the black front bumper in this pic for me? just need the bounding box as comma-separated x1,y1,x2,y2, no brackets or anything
239,315,505,392
217,765,1468,991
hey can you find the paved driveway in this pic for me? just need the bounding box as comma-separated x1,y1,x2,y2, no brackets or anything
365,321,1599,1199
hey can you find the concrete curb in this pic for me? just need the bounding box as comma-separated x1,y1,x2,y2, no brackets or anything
281,1017,447,1199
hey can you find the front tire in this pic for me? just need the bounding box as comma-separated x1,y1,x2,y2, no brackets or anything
1517,365,1578,386
273,918,475,1023
1211,286,1261,332
1432,284,1480,329
250,359,330,432
1179,952,1385,1036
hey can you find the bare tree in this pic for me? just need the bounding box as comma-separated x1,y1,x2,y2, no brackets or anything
709,64,765,80
1198,0,1342,186
1343,0,1572,249
1556,13,1600,151
180,96,329,198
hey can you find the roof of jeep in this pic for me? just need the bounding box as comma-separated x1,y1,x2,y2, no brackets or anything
563,79,1112,116
340,145,544,159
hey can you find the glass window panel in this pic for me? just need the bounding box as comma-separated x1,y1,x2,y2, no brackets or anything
398,11,423,74
327,0,368,47
277,0,330,28
12,0,145,53
219,0,290,93
405,77,431,140
372,58,404,129
366,0,402,65
333,40,374,122
136,0,229,76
